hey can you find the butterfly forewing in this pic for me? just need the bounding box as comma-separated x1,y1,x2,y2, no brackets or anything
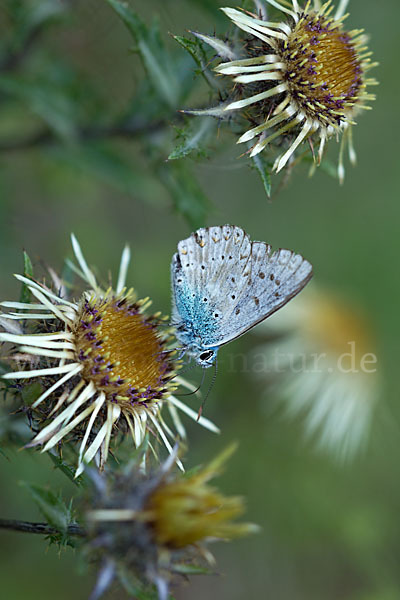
209,244,313,347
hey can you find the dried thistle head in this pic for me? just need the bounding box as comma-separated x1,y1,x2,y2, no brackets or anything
86,444,258,599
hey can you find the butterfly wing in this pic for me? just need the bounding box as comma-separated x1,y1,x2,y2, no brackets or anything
171,225,312,349
171,225,253,346
206,243,313,347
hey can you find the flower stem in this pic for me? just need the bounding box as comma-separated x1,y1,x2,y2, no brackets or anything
0,518,85,536
0,120,167,153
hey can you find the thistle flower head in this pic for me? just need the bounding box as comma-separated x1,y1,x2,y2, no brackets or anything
145,444,255,549
252,287,379,459
72,292,173,410
195,0,377,180
0,236,218,475
86,444,258,599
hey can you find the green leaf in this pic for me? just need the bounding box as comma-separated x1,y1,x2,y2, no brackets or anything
0,445,9,461
20,482,72,533
21,382,43,406
24,0,67,30
1,0,67,57
23,251,34,278
168,117,215,161
174,35,208,71
106,0,180,108
6,0,67,30
19,251,34,304
48,453,83,488
46,143,162,201
4,0,24,23
251,152,272,198
0,361,10,377
173,34,219,91
160,163,210,229
0,75,78,140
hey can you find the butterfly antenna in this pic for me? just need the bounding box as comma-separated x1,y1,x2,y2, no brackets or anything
170,362,197,381
177,367,206,397
197,358,218,421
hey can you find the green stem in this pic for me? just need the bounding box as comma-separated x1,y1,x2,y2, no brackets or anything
0,518,85,536
0,119,167,153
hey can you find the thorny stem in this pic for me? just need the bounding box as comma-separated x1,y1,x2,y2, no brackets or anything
0,518,86,537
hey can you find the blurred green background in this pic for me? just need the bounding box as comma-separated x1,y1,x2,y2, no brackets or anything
0,0,399,598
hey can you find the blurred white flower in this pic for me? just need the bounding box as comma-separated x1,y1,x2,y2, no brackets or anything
251,286,379,459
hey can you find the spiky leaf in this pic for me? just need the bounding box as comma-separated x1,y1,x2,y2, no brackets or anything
106,0,180,108
20,482,72,533
168,117,215,161
160,163,210,229
251,153,272,198
48,453,84,488
19,251,34,304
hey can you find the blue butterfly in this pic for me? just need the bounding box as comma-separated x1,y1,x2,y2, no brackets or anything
171,225,313,367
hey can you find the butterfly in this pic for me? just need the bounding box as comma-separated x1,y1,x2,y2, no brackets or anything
171,225,313,367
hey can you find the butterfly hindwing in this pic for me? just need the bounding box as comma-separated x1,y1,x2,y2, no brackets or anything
175,225,250,291
171,226,253,345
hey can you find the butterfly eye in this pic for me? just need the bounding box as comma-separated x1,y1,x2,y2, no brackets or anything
199,350,214,362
